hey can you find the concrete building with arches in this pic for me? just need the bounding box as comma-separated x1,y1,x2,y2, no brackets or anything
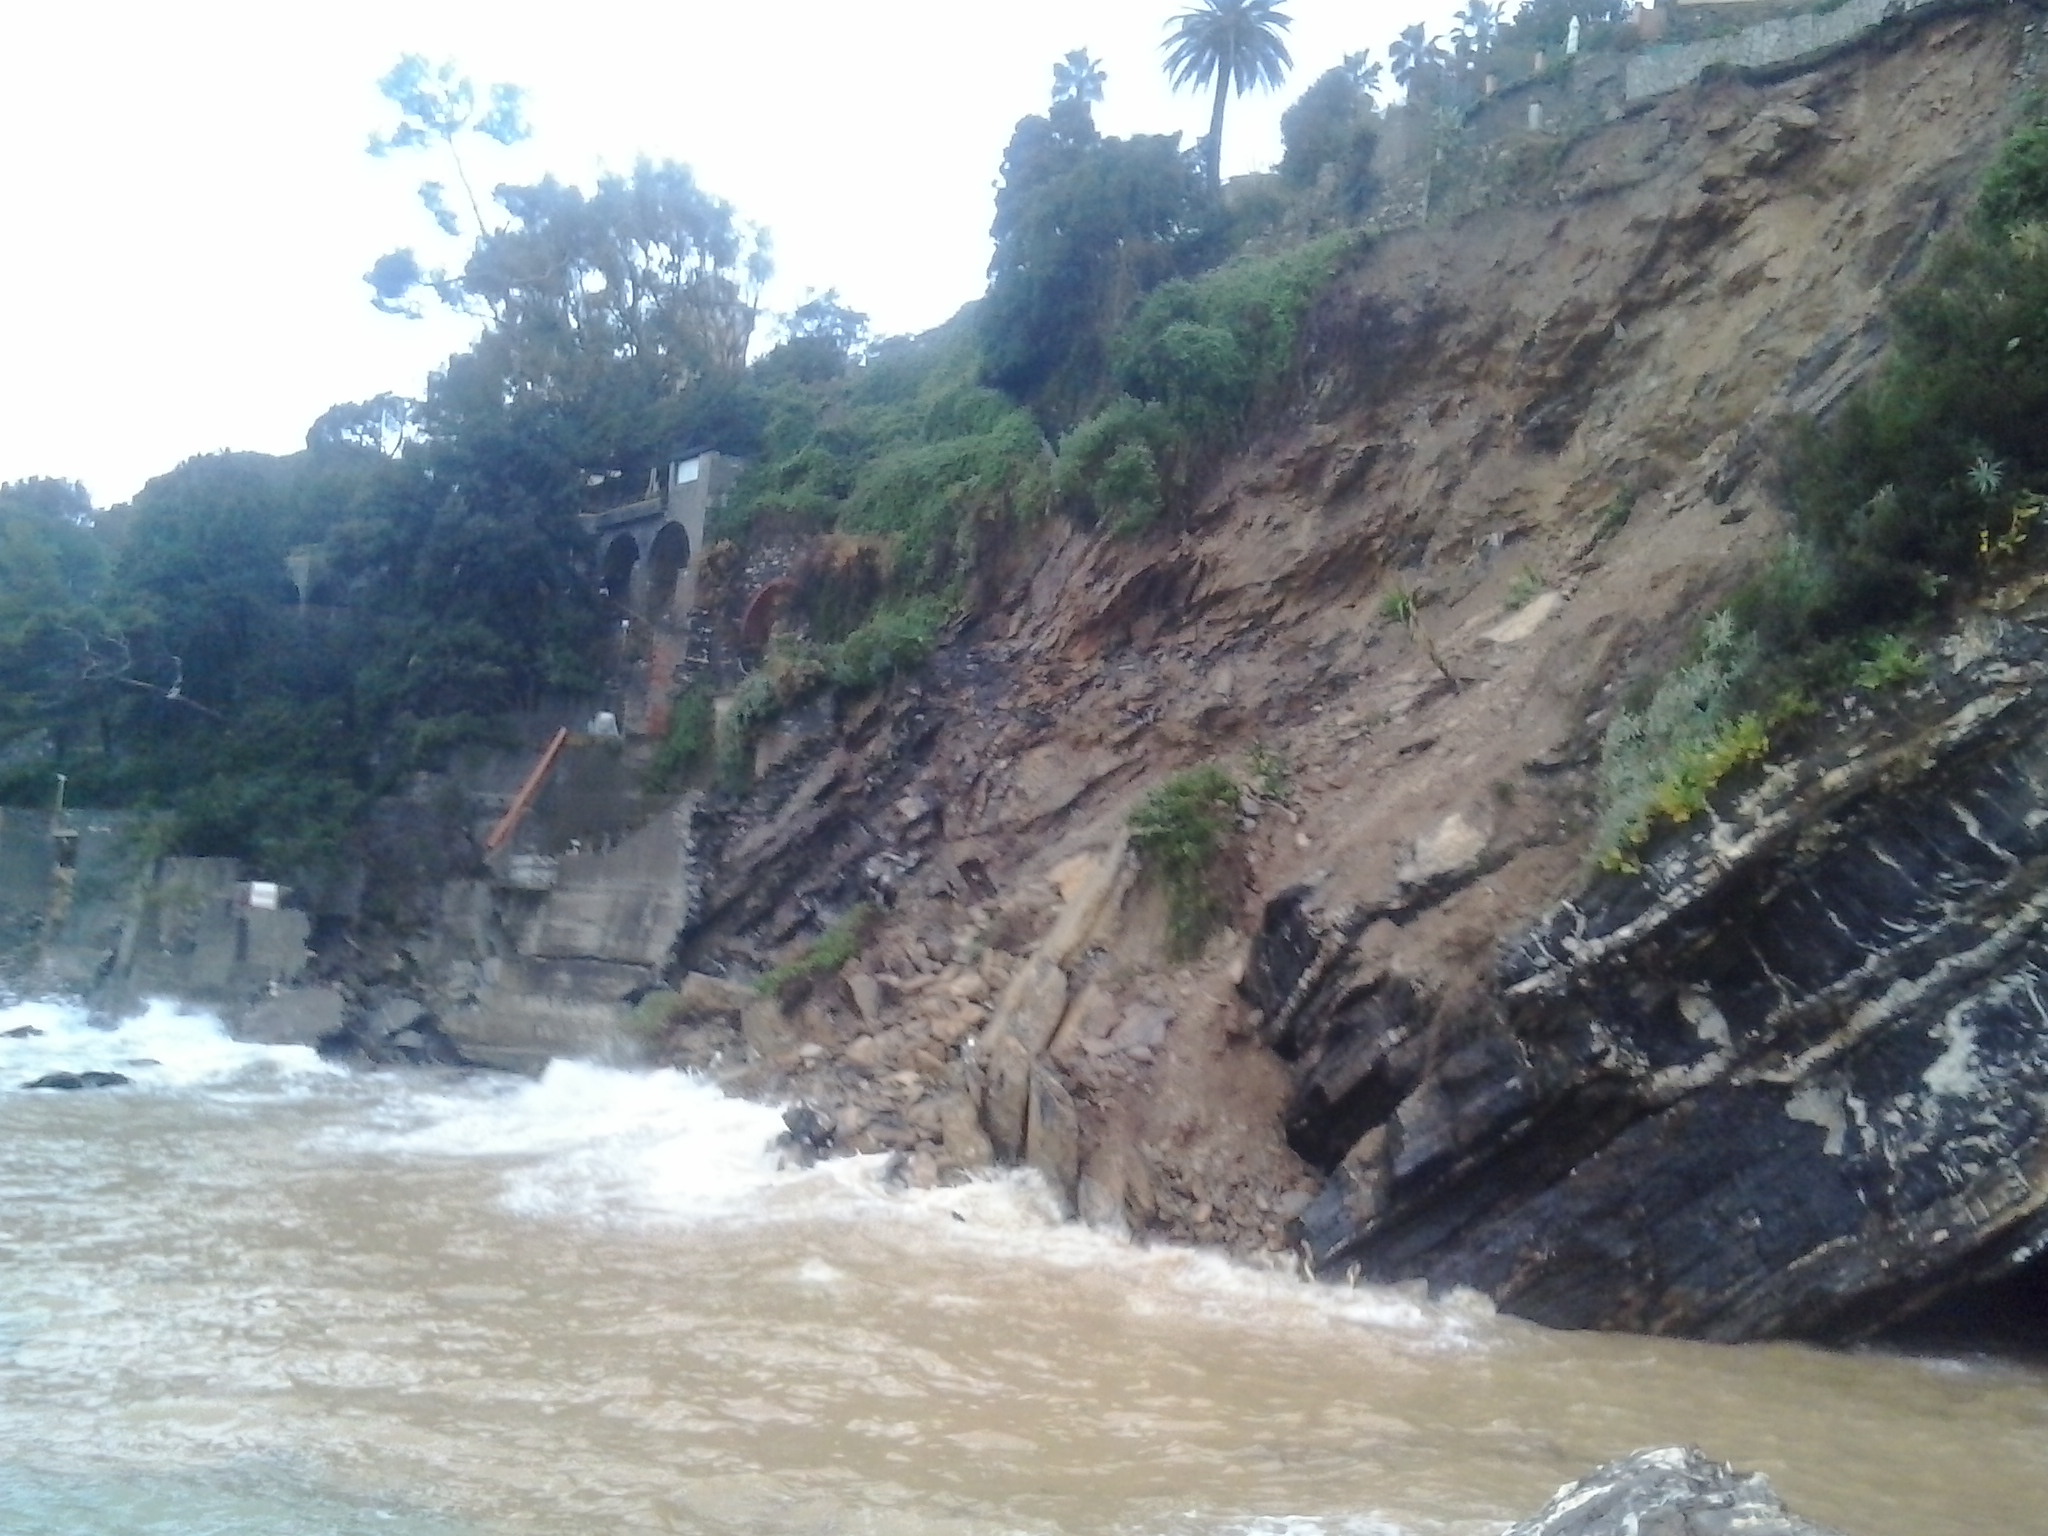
580,450,743,625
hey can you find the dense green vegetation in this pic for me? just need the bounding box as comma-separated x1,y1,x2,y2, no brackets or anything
1056,233,1357,531
1278,61,1380,216
646,686,716,792
0,136,766,876
0,8,1444,884
0,480,108,767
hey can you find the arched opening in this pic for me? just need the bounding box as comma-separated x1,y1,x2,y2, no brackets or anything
600,534,639,607
644,521,692,621
740,578,796,653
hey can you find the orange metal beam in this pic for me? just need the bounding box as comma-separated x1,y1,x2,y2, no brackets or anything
485,726,570,853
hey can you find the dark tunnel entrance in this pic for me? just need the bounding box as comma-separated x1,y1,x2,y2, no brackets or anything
599,534,639,607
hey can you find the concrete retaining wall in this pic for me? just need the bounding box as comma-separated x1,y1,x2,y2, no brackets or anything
1626,0,1948,99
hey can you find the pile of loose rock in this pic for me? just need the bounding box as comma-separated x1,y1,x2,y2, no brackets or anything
649,914,1019,1188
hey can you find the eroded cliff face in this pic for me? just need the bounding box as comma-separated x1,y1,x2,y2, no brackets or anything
1271,602,2048,1340
658,10,2048,1335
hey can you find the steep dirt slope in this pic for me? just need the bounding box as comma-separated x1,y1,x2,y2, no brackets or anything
671,10,2042,1314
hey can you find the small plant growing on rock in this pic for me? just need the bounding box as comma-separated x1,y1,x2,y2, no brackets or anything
1379,580,1460,690
1247,740,1294,804
1592,491,1635,543
1504,566,1547,611
1378,583,1420,625
716,672,783,791
1596,612,1767,871
758,903,880,998
646,685,715,791
1129,765,1241,960
1980,491,2044,568
626,991,683,1039
1853,634,1929,692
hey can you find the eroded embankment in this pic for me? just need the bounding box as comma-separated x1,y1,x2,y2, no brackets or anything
657,8,2048,1340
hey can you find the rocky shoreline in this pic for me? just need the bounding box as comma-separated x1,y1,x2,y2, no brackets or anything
7,11,2047,1357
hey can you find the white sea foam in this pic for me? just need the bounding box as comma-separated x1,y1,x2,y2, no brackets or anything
1202,1519,1418,1536
0,996,339,1093
330,1058,800,1223
326,1052,1490,1353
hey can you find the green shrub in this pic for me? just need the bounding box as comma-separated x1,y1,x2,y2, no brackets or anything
1247,741,1294,804
1129,764,1242,959
1052,396,1178,533
1679,109,2048,769
711,598,951,793
841,407,1048,585
1097,442,1167,536
1592,490,1636,543
1378,584,1420,625
1114,233,1355,429
1977,122,2048,237
758,903,879,996
1118,319,1254,440
1595,613,1764,869
1776,115,2048,637
716,671,782,791
713,311,1054,590
1853,634,1929,692
827,596,950,691
1044,236,1357,540
627,991,683,1038
1504,567,1547,611
646,685,715,791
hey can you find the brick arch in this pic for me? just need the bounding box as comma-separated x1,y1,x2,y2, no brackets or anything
644,521,692,620
739,578,795,650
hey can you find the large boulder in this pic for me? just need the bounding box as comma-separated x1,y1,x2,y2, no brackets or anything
1506,1447,1844,1536
1271,613,2048,1341
233,986,348,1048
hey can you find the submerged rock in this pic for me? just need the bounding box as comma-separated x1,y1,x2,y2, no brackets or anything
23,1070,131,1091
1506,1447,1845,1536
3,1024,44,1038
780,1103,837,1162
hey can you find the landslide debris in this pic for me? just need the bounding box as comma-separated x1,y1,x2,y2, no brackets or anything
662,7,2048,1341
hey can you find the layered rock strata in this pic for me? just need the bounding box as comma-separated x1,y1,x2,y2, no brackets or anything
1269,607,2048,1339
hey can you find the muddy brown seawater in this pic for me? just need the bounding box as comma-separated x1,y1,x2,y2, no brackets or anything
3,999,2045,1536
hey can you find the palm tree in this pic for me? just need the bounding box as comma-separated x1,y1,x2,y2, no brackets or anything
1052,48,1109,106
1450,1,1501,59
1162,0,1295,192
1388,24,1449,98
1341,49,1384,102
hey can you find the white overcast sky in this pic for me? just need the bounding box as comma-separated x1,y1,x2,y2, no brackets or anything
2,0,1450,506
